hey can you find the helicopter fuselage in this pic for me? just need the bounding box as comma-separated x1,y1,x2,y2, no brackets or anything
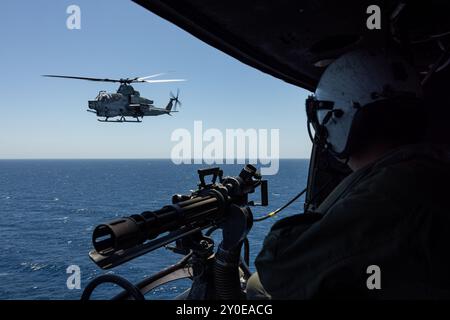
87,84,176,122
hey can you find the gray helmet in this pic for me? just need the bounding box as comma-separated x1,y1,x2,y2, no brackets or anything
306,49,423,158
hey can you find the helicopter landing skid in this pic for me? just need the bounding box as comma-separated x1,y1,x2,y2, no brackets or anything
97,116,142,123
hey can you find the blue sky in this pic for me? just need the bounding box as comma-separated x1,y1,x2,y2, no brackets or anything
0,0,312,159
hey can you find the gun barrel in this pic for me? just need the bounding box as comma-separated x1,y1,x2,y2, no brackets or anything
92,191,226,255
90,164,266,267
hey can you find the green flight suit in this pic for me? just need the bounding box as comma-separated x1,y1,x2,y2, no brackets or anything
253,144,450,299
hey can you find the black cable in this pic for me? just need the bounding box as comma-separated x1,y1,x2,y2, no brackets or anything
81,274,145,300
253,187,307,222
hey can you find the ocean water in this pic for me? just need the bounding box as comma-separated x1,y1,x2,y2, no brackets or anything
0,159,308,300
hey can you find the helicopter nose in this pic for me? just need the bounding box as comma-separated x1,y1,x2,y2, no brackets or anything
88,101,97,109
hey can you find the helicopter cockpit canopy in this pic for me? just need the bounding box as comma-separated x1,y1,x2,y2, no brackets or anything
96,91,111,101
96,92,123,102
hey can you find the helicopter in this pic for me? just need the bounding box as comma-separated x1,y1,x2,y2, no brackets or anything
43,74,185,122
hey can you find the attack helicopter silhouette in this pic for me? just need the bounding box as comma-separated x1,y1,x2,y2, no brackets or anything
43,73,185,122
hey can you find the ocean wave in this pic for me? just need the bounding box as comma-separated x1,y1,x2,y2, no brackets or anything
20,262,48,271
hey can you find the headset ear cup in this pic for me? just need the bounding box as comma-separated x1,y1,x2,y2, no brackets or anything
343,97,424,157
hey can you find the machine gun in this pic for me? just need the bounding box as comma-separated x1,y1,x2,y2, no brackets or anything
82,165,268,300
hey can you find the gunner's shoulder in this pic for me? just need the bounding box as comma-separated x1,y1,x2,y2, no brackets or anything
353,144,450,196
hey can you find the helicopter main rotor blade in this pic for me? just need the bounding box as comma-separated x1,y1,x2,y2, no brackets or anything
135,73,167,80
43,75,186,84
42,75,120,83
137,79,186,83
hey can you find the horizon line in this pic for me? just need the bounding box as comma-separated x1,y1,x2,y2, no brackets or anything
0,157,310,161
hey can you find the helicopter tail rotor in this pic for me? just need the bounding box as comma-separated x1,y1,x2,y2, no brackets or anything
169,89,182,111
